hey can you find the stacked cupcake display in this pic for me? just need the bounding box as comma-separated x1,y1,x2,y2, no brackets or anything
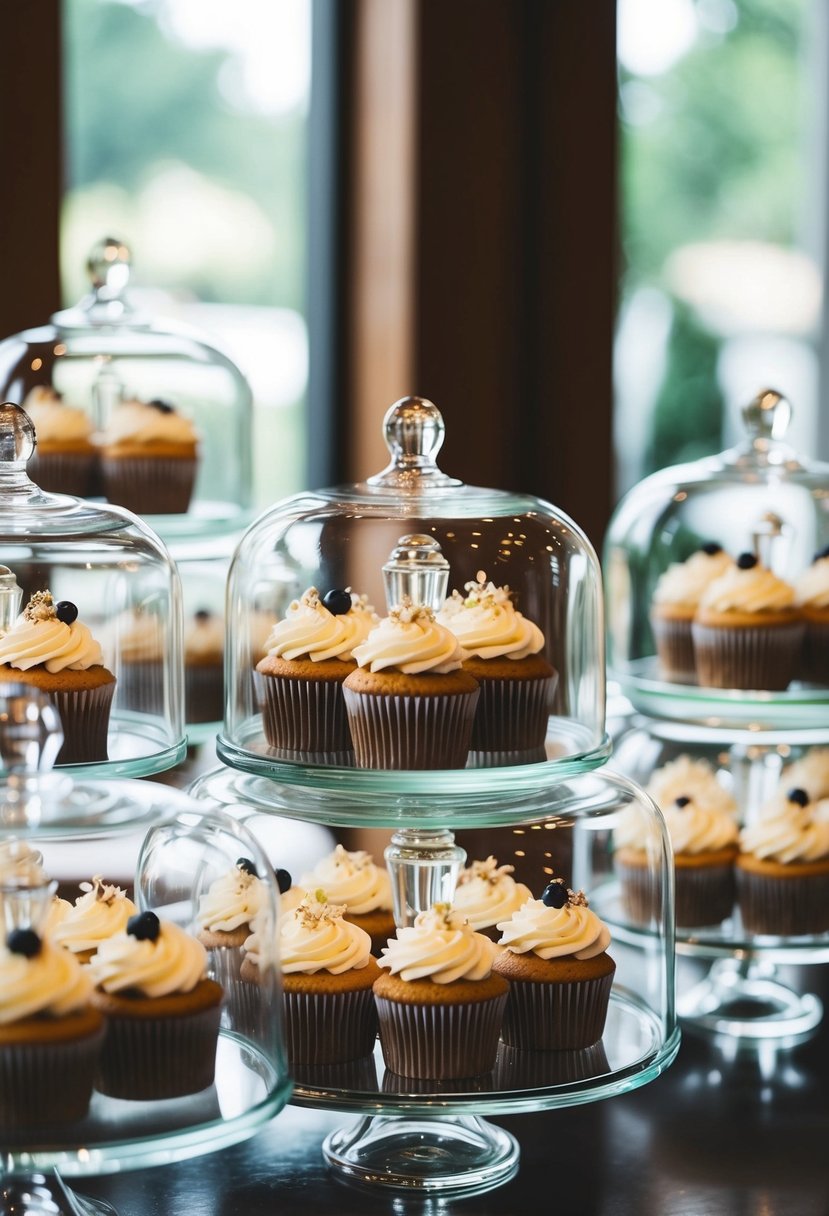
606,388,829,1042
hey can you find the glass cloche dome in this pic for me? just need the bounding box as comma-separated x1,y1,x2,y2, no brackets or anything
219,396,609,796
0,237,253,541
604,388,829,728
0,401,185,776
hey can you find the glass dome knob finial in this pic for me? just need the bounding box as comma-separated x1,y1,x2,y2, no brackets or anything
87,236,132,297
742,388,792,441
0,402,36,465
368,396,462,489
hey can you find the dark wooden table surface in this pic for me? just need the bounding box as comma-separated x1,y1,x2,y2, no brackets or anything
79,956,829,1216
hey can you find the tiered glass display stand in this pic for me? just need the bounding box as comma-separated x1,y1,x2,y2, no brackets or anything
0,769,291,1216
192,758,679,1196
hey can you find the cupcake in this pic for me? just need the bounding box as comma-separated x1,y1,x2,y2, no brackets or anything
255,587,378,755
96,397,200,514
453,855,534,941
795,546,829,684
343,599,480,769
0,590,116,764
691,552,803,690
299,845,395,954
492,880,615,1051
437,575,557,750
0,927,105,1129
736,788,829,936
185,608,224,724
243,890,380,1065
374,903,508,1079
23,386,97,496
89,910,224,1100
111,608,165,714
197,857,268,952
51,876,137,964
649,542,733,681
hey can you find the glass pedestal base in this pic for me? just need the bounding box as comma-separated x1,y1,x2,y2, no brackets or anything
322,1114,520,1195
0,1173,117,1216
677,958,823,1044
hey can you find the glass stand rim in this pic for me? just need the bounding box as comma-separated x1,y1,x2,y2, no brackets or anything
676,958,823,1045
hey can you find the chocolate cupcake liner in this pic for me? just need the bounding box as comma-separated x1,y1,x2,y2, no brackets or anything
255,670,351,753
801,620,829,685
374,993,507,1079
117,660,165,715
381,1067,496,1096
493,1039,611,1089
651,615,696,682
342,687,479,770
674,863,736,929
100,456,196,515
185,663,224,725
470,673,557,750
0,1023,105,1130
691,621,804,691
284,987,377,1065
96,1002,222,1100
499,972,614,1051
28,451,96,497
615,858,663,927
736,868,829,936
52,681,115,766
467,745,548,769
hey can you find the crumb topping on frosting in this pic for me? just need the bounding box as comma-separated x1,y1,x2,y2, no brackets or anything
23,590,57,622
79,875,129,906
458,855,517,888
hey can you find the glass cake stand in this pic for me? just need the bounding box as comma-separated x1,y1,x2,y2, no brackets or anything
190,765,680,1195
0,806,292,1216
599,713,829,1045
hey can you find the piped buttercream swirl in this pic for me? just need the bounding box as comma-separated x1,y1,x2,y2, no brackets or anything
89,919,209,997
698,562,796,615
795,557,829,610
644,756,737,819
52,877,136,956
278,892,373,975
23,386,93,443
98,398,198,446
740,801,829,864
453,856,533,929
0,936,92,1024
0,592,105,672
352,600,467,674
497,896,611,960
378,904,496,983
437,577,545,660
299,845,392,915
263,588,377,663
652,547,733,612
197,862,264,933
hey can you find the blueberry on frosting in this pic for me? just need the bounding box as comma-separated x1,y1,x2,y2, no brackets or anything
275,868,292,894
55,600,78,625
236,857,257,876
322,589,352,616
6,927,42,958
674,795,692,808
148,399,175,415
787,787,810,807
701,542,723,556
127,910,161,942
736,552,758,570
541,880,569,909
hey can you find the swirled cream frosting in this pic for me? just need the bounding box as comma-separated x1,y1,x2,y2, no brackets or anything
0,591,105,672
779,749,829,802
497,893,611,960
698,561,796,615
98,398,198,446
263,588,378,663
377,903,496,983
795,556,829,610
23,386,93,443
279,891,373,975
299,845,392,915
662,798,739,855
197,861,264,933
437,576,545,660
652,547,733,611
0,934,92,1024
52,877,137,956
89,919,209,997
740,799,829,863
352,600,467,675
646,756,737,819
453,856,533,929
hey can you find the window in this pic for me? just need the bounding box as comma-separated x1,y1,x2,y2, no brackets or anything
62,0,311,507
